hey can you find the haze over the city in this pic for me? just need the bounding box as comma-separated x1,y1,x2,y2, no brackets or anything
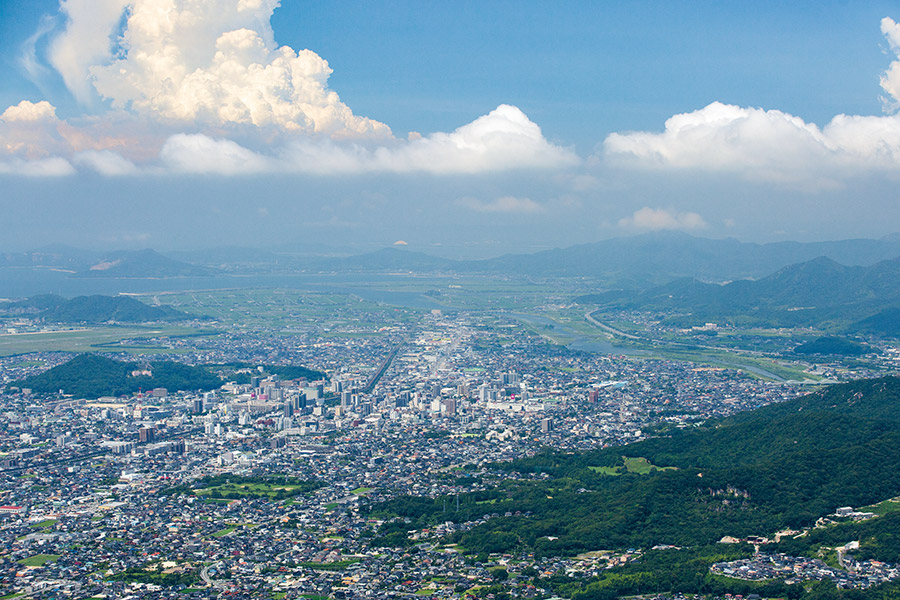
2,1,900,255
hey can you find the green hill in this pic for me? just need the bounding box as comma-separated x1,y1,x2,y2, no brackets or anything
794,336,872,356
14,353,222,398
849,307,900,338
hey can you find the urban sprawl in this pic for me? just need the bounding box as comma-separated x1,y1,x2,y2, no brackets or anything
0,308,895,598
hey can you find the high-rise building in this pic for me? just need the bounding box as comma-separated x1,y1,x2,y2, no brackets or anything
443,398,457,415
139,426,155,443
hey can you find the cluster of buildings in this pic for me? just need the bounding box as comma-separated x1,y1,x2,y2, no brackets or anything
711,553,900,589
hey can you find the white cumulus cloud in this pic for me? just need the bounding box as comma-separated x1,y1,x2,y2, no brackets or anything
618,207,707,231
0,100,70,160
600,19,900,189
156,105,579,175
49,0,391,138
1,100,58,122
353,104,578,174
603,101,900,188
1,1,578,177
49,0,132,105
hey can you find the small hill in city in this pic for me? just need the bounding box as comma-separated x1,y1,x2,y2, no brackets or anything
14,354,222,398
793,336,872,356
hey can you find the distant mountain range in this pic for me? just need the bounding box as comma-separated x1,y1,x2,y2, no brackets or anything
458,232,900,285
5,233,900,285
0,294,190,323
236,232,900,285
0,248,215,279
578,255,900,333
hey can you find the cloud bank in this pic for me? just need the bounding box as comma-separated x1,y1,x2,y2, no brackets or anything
0,0,576,177
157,104,578,174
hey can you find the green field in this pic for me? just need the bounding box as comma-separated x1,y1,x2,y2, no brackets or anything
17,554,60,566
590,456,677,476
0,325,214,356
210,526,236,538
30,519,57,529
297,559,361,571
196,482,311,499
184,474,322,501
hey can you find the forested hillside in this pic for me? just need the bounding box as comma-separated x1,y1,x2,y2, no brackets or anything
372,377,900,554
367,377,900,599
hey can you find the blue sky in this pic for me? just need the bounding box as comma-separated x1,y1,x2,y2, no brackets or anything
1,1,900,255
270,1,894,147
